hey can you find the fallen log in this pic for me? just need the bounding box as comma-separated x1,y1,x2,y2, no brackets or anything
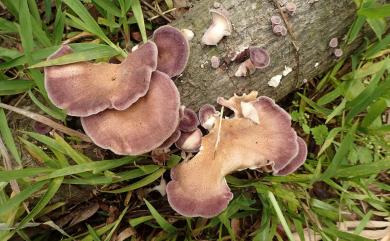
171,0,360,109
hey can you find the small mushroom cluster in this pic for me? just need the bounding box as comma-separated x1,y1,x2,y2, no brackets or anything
270,15,287,36
44,26,190,155
166,91,307,218
152,104,219,163
329,37,343,58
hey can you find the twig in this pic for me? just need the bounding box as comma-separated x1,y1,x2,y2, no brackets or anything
141,0,172,22
148,8,177,21
0,103,91,142
0,137,20,194
63,32,95,45
213,106,224,158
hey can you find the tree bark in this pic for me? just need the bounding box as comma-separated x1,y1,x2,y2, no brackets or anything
171,0,359,109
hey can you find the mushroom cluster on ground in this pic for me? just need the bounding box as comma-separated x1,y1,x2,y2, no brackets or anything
44,26,189,155
45,18,307,219
166,91,307,218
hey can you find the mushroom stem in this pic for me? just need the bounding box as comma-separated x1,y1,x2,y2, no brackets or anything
234,59,256,77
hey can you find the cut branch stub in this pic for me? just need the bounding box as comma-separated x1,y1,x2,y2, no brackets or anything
81,71,180,155
166,94,307,218
44,42,158,117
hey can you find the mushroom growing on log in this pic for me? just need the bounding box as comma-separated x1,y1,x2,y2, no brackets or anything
171,0,364,109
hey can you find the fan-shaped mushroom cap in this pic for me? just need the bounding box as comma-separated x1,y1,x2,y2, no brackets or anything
201,6,232,45
44,42,158,117
81,71,180,155
175,128,202,152
152,25,189,77
274,136,307,175
199,104,218,130
167,96,303,217
158,129,182,149
178,107,200,132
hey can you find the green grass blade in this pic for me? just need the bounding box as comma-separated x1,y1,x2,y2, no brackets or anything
31,12,52,47
321,123,357,180
28,90,66,121
36,157,140,181
106,168,165,193
18,0,34,63
0,80,34,96
30,45,119,68
0,17,17,33
93,0,122,17
0,108,22,164
361,98,387,128
130,0,147,43
144,199,177,234
267,192,295,241
19,137,58,168
53,2,65,45
358,4,390,18
86,224,102,241
334,159,390,178
53,133,91,164
0,180,49,216
0,168,54,182
63,0,126,56
18,177,63,227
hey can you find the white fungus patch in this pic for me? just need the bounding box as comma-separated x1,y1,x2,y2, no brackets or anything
268,74,283,88
282,66,292,76
268,66,293,88
314,62,319,68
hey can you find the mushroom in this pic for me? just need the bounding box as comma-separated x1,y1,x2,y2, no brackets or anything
210,56,220,69
274,136,307,175
181,29,195,41
334,48,343,58
234,47,270,77
270,15,282,26
328,37,338,48
198,104,219,130
178,107,200,132
272,25,288,36
158,129,182,149
44,42,158,117
81,71,180,155
152,25,190,77
285,2,297,15
201,5,232,45
175,128,203,152
166,95,307,217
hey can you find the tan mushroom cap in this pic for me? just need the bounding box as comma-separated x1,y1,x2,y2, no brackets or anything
153,25,189,77
81,71,180,155
44,42,158,117
167,96,302,217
